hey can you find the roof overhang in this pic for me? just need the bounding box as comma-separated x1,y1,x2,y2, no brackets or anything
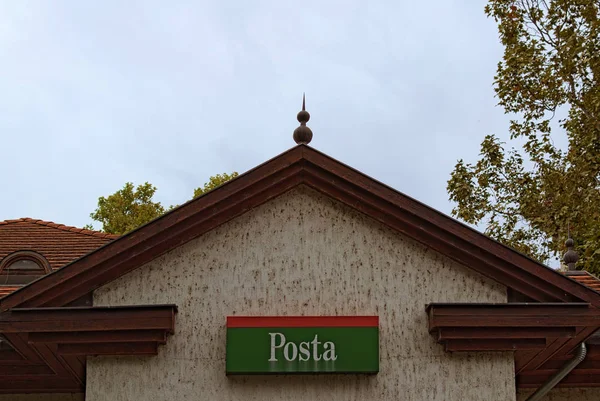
428,302,600,387
2,145,599,311
2,144,600,391
0,305,176,393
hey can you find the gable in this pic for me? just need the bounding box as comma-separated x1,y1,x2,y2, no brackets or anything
88,186,514,401
94,186,508,307
2,145,598,311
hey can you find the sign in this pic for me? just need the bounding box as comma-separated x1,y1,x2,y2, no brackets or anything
226,316,379,374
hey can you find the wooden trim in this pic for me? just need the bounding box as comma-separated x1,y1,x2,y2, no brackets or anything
60,354,85,385
516,326,599,373
428,303,598,330
3,333,43,363
0,364,53,376
0,349,27,364
57,342,159,356
3,145,600,390
5,159,305,309
0,377,83,393
32,343,75,379
29,329,167,344
0,305,177,333
438,327,577,340
445,338,547,352
301,148,600,304
518,370,600,387
428,302,600,387
540,359,600,371
302,165,574,303
64,292,93,307
0,304,177,393
1,146,599,311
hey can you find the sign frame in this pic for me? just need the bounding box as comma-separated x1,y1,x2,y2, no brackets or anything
226,316,379,375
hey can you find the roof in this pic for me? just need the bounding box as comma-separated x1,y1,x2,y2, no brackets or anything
0,304,177,393
427,302,600,387
0,286,21,298
1,143,600,391
567,271,600,292
2,144,600,310
0,218,117,270
0,218,118,297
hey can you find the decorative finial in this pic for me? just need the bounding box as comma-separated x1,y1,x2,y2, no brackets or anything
293,93,312,145
564,233,579,271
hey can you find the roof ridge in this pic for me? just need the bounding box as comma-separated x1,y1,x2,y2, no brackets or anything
0,218,120,240
3,145,600,310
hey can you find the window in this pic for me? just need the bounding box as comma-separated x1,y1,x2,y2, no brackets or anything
5,259,42,271
0,251,51,284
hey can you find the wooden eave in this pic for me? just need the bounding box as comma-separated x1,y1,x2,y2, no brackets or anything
2,145,599,311
0,305,176,393
2,144,600,390
428,303,600,387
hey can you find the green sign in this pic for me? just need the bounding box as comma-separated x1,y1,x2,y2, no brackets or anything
226,316,379,374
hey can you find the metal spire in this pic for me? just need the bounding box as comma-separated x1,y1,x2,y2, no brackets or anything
293,93,312,145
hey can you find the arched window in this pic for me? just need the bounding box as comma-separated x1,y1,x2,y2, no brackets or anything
0,251,51,284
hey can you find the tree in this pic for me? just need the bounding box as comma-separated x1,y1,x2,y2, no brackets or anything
447,0,600,272
193,172,239,198
89,173,239,235
88,182,166,235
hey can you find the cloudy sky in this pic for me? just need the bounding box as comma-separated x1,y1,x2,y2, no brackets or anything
1,1,511,231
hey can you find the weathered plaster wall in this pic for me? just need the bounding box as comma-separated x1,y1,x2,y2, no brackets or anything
89,186,513,401
517,388,600,400
0,394,83,401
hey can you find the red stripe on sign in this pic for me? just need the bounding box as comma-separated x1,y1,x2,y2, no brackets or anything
227,316,378,328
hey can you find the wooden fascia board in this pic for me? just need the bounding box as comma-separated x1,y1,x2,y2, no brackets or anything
0,305,177,333
0,364,53,376
0,377,83,393
302,168,571,303
3,333,44,363
518,370,600,387
516,326,600,373
445,338,548,352
1,145,599,310
31,170,304,308
32,342,81,384
427,303,600,354
28,329,167,344
0,305,176,394
437,326,577,340
427,302,600,387
0,148,306,310
428,303,600,329
57,342,159,356
301,149,600,305
0,349,27,364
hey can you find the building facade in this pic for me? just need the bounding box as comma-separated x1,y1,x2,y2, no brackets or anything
2,133,600,399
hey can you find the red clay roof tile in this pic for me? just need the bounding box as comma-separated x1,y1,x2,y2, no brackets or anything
0,286,23,297
0,218,118,297
566,271,600,292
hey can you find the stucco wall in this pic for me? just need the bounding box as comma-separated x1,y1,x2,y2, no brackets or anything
0,394,83,401
88,186,513,401
517,388,600,400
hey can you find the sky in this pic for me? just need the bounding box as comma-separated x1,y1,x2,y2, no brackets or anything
0,1,512,231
